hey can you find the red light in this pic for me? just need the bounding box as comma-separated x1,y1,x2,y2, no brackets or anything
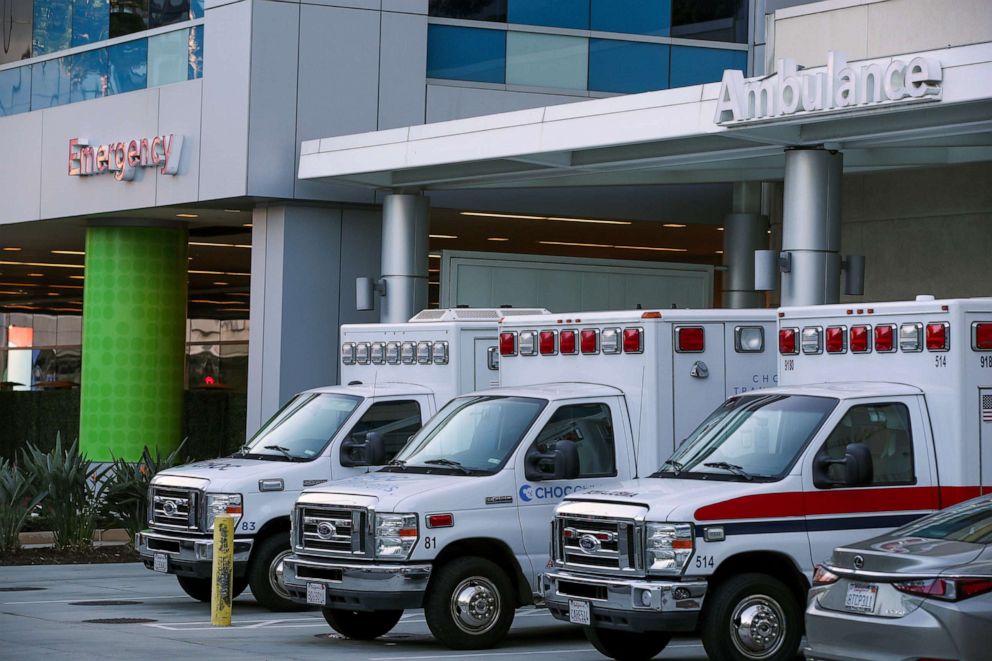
563,528,575,538
850,325,870,353
204,376,216,385
499,332,516,356
812,565,840,587
427,513,454,528
560,330,577,354
875,324,895,352
976,323,992,350
539,330,557,355
580,329,599,354
779,328,798,355
894,577,992,602
623,328,643,353
926,323,949,351
825,326,846,354
676,326,704,352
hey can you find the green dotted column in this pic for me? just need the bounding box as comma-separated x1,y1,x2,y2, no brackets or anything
79,226,188,461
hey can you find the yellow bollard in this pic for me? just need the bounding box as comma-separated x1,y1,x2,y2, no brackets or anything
211,513,235,626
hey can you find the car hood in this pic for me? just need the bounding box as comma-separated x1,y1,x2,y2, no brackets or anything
829,535,987,575
155,457,330,493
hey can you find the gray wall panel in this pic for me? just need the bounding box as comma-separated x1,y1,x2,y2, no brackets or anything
0,111,43,224
382,0,427,15
156,81,203,206
378,11,427,130
426,84,584,122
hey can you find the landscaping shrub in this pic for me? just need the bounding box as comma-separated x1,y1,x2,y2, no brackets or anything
0,458,48,553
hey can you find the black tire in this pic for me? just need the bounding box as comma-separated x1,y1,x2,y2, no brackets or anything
700,573,803,661
423,556,516,650
321,608,403,640
176,575,247,602
584,627,670,660
248,533,307,612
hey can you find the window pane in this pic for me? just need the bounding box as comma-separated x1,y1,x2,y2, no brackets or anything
150,0,192,29
671,0,748,43
506,31,586,90
188,24,204,80
345,400,423,459
67,48,109,102
1,0,34,64
72,0,109,47
33,0,72,56
31,58,71,109
669,46,746,88
0,67,32,116
111,0,150,38
108,39,147,95
148,29,188,86
190,0,203,19
507,0,589,30
429,0,506,22
427,25,505,84
532,403,616,478
590,0,670,36
589,39,668,93
819,403,915,486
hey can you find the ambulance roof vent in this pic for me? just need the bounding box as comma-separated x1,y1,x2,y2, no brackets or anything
408,308,550,322
915,294,936,302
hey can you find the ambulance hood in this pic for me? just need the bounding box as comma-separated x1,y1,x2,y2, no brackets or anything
298,469,505,512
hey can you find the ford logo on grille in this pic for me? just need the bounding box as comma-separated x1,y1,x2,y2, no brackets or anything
316,521,337,540
163,500,179,516
579,534,601,554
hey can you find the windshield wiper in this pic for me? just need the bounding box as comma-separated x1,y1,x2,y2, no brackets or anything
264,444,298,461
387,459,406,466
650,459,684,477
703,462,753,481
422,458,471,475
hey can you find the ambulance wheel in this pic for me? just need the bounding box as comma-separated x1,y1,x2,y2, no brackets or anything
583,627,671,660
321,608,403,639
424,556,515,650
248,534,307,612
176,575,247,602
700,573,802,661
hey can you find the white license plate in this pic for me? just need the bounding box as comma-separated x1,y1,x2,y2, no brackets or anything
153,552,168,573
568,599,591,625
844,582,878,613
306,582,327,606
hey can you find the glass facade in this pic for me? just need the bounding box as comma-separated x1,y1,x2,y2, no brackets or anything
426,24,505,84
506,32,587,90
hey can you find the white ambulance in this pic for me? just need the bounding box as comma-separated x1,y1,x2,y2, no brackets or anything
541,296,992,661
136,308,544,611
280,308,777,649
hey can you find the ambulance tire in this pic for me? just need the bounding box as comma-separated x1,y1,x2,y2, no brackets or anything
248,534,308,612
583,627,671,660
700,573,803,661
321,608,403,640
176,575,247,602
424,556,515,650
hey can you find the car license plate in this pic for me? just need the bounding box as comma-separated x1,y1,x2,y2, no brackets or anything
569,599,591,625
153,552,168,573
844,582,878,613
307,582,326,606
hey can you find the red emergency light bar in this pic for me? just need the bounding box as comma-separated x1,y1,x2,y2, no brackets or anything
926,322,949,351
874,324,896,352
581,329,599,354
779,328,798,355
675,326,704,353
623,328,643,353
976,323,992,351
560,330,577,354
539,330,557,355
499,331,517,356
825,326,846,354
850,325,871,353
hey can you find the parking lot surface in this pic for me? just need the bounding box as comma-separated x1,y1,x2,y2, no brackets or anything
0,562,706,660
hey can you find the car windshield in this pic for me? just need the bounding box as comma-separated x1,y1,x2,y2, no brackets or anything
651,394,838,481
385,396,547,475
892,498,992,544
239,393,362,461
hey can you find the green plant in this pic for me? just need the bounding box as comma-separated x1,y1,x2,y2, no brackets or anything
0,459,48,553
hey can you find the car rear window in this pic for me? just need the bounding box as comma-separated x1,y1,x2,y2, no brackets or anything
899,501,992,544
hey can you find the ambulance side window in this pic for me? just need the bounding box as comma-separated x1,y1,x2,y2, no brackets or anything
816,403,915,487
346,400,423,460
530,403,616,478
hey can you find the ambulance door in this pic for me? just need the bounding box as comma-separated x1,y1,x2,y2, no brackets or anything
672,323,727,446
981,389,992,492
474,337,500,390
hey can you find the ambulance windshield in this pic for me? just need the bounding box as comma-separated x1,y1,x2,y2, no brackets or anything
651,394,837,481
238,393,362,461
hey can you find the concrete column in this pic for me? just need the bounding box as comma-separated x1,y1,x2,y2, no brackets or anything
722,182,769,308
380,194,429,323
780,148,843,306
79,224,188,461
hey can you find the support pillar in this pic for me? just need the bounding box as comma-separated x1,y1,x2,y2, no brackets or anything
780,148,843,307
722,182,769,308
79,225,188,461
380,194,429,324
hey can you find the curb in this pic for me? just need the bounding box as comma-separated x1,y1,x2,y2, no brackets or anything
18,528,132,545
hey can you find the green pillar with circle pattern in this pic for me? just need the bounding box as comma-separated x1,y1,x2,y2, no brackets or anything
79,225,188,461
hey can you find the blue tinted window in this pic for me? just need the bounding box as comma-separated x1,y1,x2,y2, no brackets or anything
108,39,147,94
0,67,32,116
670,46,746,87
111,0,150,38
189,25,204,79
72,0,110,47
150,0,192,29
672,0,748,43
191,0,204,19
67,48,109,102
427,25,505,84
429,0,506,22
588,39,668,93
31,59,71,109
33,0,72,55
590,0,670,36
508,0,589,30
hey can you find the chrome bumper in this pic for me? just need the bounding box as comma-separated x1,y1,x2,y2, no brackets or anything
136,530,253,567
282,554,431,610
542,568,707,614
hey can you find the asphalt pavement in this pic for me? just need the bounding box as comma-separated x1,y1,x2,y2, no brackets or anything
0,562,707,660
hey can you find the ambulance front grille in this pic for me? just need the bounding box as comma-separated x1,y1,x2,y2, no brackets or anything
556,515,641,576
295,505,368,557
150,486,200,531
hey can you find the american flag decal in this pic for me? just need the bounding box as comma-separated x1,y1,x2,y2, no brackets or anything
983,394,992,423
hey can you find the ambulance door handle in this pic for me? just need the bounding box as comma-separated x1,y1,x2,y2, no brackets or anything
487,346,499,371
690,361,709,379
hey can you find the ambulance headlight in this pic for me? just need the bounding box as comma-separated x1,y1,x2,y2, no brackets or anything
375,513,419,559
203,493,243,531
645,523,694,575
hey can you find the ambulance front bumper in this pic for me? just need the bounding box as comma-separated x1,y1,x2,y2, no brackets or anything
136,530,253,578
282,555,432,611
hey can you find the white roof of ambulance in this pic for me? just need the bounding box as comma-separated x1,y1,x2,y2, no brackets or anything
742,382,924,399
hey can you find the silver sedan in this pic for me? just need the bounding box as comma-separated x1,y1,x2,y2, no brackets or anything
804,494,992,661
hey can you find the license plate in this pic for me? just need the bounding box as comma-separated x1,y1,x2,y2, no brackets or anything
844,582,878,613
568,599,590,625
306,582,327,606
153,552,168,573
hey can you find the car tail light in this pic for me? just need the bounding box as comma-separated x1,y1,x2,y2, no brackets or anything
874,324,896,352
602,328,621,354
519,330,537,356
499,332,517,356
559,330,577,354
801,327,823,354
926,322,949,351
825,326,846,354
812,565,840,587
893,577,992,602
675,326,704,353
850,325,871,353
623,328,643,353
974,322,992,351
539,330,557,355
426,513,454,528
779,328,798,355
581,329,599,354
900,322,923,352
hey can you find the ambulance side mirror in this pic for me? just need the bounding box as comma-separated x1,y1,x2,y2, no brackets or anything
340,431,387,467
813,442,874,488
525,440,580,481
